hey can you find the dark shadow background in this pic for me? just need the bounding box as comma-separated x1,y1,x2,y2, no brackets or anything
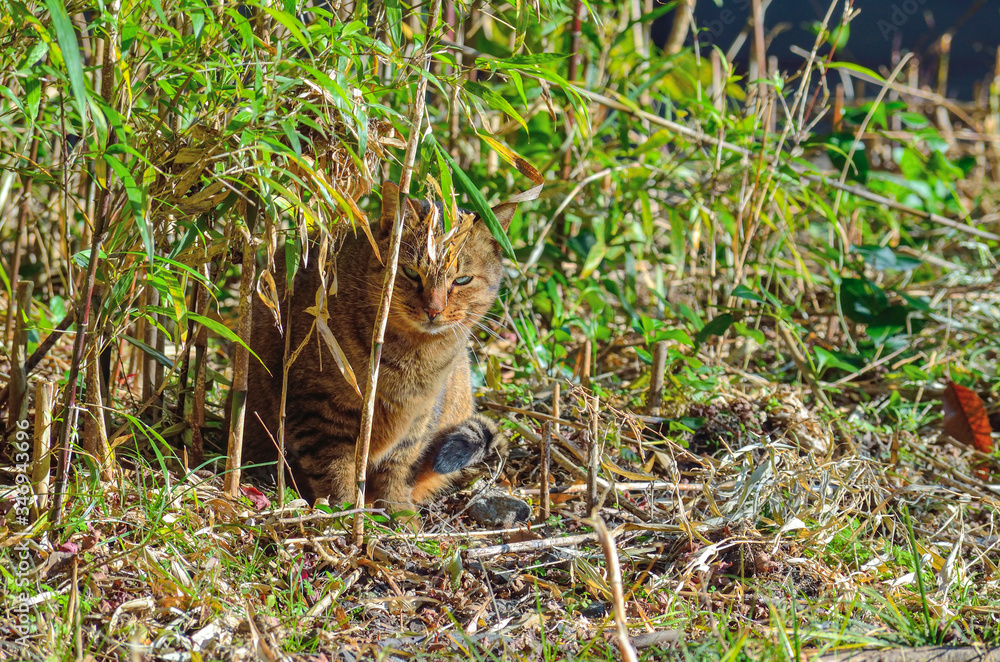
653,0,999,100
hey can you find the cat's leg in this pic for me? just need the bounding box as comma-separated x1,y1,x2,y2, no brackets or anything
410,414,503,503
285,437,356,506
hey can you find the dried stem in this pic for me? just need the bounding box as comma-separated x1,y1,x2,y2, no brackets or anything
593,517,639,662
32,381,55,515
539,421,551,523
353,0,443,545
586,393,599,516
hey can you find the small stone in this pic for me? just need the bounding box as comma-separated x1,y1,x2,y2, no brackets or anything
467,491,531,528
580,602,607,618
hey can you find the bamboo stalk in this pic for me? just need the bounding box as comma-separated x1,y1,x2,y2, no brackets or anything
646,341,667,416
0,309,75,410
751,0,767,107
833,84,844,132
578,340,592,388
83,289,111,480
586,393,599,516
52,1,121,524
561,0,585,179
937,33,952,97
4,134,40,346
142,286,160,417
539,421,551,523
664,0,694,56
551,381,560,437
353,0,443,546
7,281,33,434
224,237,257,498
32,381,54,514
711,49,724,112
567,0,583,83
189,266,210,466
277,279,294,507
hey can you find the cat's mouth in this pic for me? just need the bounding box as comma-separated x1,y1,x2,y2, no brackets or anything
419,317,458,335
395,307,461,335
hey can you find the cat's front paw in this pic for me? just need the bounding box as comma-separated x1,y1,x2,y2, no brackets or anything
433,415,497,475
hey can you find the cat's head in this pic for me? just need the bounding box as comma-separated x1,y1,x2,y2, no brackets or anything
377,181,516,337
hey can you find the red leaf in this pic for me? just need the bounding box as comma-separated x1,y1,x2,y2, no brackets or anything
240,486,271,511
942,381,993,453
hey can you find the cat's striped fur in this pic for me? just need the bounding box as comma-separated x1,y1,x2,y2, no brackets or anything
242,182,516,513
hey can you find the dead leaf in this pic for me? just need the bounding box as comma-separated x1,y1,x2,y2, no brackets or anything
256,270,282,331
942,381,993,453
240,485,270,511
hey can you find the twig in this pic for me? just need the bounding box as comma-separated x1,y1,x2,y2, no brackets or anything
593,516,639,662
353,0,442,545
481,400,586,429
517,481,701,496
464,531,602,559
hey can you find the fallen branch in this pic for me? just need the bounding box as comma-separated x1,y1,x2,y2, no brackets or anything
464,531,602,559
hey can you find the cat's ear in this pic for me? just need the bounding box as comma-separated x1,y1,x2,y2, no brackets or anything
490,202,518,231
380,181,400,235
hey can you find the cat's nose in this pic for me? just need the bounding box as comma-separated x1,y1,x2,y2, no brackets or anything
424,307,442,322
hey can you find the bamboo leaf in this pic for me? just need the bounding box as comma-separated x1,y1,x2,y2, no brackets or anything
465,81,527,132
44,0,87,131
104,153,153,264
436,145,515,259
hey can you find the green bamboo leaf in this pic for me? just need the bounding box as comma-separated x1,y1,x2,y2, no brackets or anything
263,7,311,49
825,62,885,84
188,313,263,366
465,81,527,132
436,145,515,259
104,153,153,264
384,0,402,48
123,335,173,369
44,0,87,132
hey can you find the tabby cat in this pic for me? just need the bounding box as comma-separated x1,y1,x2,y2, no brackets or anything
242,181,516,513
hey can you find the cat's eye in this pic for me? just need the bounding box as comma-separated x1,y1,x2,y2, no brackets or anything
403,266,421,281
453,275,473,286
